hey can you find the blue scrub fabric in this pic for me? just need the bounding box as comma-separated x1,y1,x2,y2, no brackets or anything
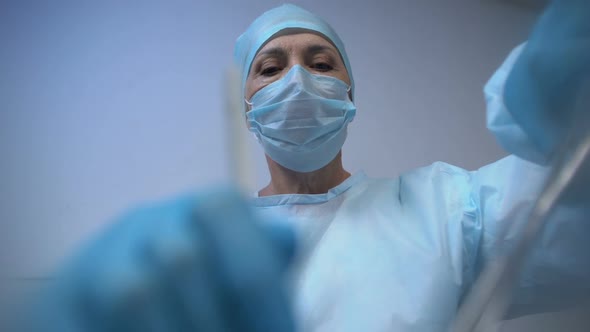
249,45,590,332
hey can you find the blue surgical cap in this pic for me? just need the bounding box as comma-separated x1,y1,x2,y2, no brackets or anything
234,4,355,100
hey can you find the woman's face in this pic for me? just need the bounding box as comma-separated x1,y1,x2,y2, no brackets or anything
244,32,351,103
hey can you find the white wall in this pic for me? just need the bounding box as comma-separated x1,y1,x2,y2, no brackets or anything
1,0,553,327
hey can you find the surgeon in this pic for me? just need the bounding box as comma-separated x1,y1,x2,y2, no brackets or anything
23,0,590,331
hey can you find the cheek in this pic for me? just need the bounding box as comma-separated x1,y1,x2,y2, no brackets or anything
245,78,272,101
335,63,352,86
339,71,351,86
245,75,270,101
244,82,257,102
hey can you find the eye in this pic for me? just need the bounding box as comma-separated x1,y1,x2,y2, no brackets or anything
311,62,333,72
260,66,281,77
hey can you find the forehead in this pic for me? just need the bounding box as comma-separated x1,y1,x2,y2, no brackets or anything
254,32,339,58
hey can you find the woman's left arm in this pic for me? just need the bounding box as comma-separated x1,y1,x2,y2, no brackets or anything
465,0,590,318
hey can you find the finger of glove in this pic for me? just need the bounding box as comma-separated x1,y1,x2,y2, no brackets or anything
140,201,232,332
192,189,295,332
51,198,208,332
535,0,590,38
77,227,178,331
40,211,154,331
258,218,297,272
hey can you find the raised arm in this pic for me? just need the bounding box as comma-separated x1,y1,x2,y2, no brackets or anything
465,0,590,319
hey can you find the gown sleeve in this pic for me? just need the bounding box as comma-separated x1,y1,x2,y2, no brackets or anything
464,156,590,317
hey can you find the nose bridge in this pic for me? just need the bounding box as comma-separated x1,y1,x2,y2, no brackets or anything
287,51,305,69
281,49,306,79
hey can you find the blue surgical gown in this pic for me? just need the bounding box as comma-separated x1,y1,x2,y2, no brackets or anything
250,45,590,331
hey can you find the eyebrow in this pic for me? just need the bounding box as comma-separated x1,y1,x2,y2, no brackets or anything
255,47,287,59
305,44,338,57
255,43,339,60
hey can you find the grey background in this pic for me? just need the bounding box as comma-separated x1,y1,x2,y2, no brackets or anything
5,0,582,330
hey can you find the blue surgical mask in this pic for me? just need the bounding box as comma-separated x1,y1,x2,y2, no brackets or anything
246,65,356,173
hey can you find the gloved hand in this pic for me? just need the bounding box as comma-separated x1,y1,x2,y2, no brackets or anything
25,189,296,332
504,0,590,160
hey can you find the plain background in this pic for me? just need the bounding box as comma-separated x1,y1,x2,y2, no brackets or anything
7,0,585,330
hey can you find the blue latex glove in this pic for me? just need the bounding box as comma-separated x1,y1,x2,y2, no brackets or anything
25,189,296,332
504,0,590,160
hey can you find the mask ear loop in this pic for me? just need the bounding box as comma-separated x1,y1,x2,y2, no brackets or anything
347,85,353,102
244,98,253,117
